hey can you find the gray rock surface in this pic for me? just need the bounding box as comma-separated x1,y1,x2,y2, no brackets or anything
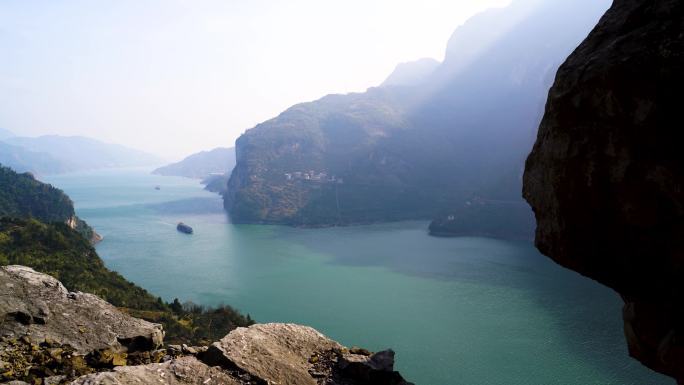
336,349,412,385
203,323,412,385
0,265,412,384
69,356,240,385
204,323,342,385
0,265,164,354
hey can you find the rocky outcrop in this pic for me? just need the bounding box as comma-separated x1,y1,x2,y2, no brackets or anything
69,356,241,385
523,0,684,382
204,323,343,385
68,215,103,244
203,323,412,385
0,266,412,385
0,265,163,354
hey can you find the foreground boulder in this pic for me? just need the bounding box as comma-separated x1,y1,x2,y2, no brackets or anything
523,0,684,381
70,324,412,385
204,323,342,385
0,265,164,353
69,356,240,385
203,323,412,385
0,266,412,384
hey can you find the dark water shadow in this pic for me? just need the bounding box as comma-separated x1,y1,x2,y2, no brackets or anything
80,198,225,216
144,197,225,214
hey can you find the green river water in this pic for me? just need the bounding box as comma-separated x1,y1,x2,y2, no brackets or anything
45,168,670,385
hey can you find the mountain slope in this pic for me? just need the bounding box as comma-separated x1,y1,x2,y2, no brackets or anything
0,218,163,310
0,164,252,345
0,164,99,241
0,217,253,346
0,165,75,223
5,135,163,171
0,141,72,175
153,147,235,179
381,58,440,87
225,0,610,228
226,88,418,224
0,128,14,140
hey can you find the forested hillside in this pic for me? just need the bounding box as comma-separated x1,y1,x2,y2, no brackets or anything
0,164,254,344
0,165,76,223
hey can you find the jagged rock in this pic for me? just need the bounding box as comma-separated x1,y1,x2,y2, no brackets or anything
348,347,372,356
204,323,343,385
68,356,241,385
0,335,97,383
337,349,411,385
44,375,66,385
523,0,684,382
0,266,413,384
0,265,164,354
181,344,206,355
341,349,394,372
203,323,412,385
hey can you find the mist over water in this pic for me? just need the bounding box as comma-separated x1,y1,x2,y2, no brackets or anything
43,169,670,385
1,0,673,383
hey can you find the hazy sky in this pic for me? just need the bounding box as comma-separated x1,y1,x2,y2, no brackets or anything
1,0,510,160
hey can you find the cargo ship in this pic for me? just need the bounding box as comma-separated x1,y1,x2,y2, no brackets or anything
176,222,193,234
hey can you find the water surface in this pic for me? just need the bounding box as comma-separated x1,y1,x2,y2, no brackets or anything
45,168,671,385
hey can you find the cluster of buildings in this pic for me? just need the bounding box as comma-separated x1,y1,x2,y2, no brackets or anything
284,170,343,184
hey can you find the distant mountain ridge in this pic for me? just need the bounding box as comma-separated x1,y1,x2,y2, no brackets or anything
381,58,440,87
224,0,611,233
0,135,163,175
0,128,14,140
0,141,72,175
153,147,235,179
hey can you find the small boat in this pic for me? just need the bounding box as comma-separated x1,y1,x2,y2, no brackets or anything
177,222,193,234
155,185,161,190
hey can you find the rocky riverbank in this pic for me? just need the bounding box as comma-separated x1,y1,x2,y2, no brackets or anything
0,265,412,385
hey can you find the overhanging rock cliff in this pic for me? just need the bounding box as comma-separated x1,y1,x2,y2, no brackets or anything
523,0,684,382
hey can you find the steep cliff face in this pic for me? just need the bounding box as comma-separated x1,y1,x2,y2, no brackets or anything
225,0,609,227
523,0,684,381
225,88,416,225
